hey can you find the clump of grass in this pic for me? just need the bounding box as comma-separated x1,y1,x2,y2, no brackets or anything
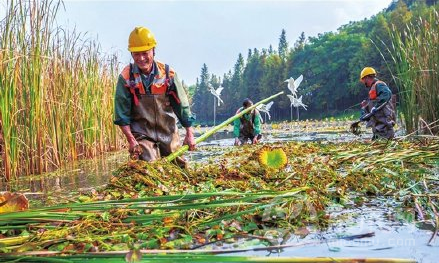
0,0,122,179
387,9,439,134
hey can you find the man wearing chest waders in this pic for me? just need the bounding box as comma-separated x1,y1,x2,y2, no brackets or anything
113,26,196,167
359,67,396,140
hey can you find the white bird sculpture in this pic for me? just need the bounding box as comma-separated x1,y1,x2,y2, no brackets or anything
209,85,224,106
287,94,307,121
287,95,307,110
208,85,225,126
256,101,274,120
284,74,303,96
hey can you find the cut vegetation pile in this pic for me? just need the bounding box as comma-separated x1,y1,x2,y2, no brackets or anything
0,138,438,262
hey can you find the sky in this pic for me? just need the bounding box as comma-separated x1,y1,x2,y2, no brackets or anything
2,0,393,85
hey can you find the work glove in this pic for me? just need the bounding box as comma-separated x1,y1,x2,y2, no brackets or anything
129,142,143,160
360,113,372,122
360,100,368,108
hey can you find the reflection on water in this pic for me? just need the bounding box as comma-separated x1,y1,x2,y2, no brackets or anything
0,151,128,205
236,201,438,262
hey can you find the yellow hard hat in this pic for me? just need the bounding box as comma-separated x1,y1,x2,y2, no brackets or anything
360,67,376,80
128,26,157,52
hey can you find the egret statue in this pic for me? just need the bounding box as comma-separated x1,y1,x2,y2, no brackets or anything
208,85,224,126
284,74,303,97
256,101,274,123
287,95,307,121
285,74,305,121
209,85,224,106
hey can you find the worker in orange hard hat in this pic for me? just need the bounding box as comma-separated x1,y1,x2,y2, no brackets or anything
113,26,196,167
358,67,396,140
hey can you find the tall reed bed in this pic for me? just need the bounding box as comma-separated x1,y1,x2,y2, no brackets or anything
0,0,123,180
388,9,439,134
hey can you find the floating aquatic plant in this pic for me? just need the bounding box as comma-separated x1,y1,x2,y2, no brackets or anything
258,147,288,169
0,139,437,258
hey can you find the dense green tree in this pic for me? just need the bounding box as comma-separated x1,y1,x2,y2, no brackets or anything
242,48,263,102
246,49,252,62
192,64,211,122
218,71,233,119
367,13,395,90
294,32,306,51
278,29,288,61
268,45,274,55
390,1,412,34
286,31,368,117
190,1,435,122
230,53,245,106
260,53,286,121
388,0,437,10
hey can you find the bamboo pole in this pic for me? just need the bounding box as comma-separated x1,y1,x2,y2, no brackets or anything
166,91,284,162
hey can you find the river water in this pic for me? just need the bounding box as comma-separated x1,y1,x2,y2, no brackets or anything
1,126,438,262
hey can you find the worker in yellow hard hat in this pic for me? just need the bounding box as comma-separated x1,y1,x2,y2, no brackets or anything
113,26,196,167
358,67,396,140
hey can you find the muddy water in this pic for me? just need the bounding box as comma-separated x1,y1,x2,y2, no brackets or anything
1,128,437,262
235,200,438,262
0,151,128,206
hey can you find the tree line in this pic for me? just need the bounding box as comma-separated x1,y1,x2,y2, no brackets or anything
190,0,438,125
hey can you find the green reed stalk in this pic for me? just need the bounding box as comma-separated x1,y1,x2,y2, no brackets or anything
0,254,417,263
0,0,122,179
387,9,439,134
166,91,284,162
1,0,21,179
